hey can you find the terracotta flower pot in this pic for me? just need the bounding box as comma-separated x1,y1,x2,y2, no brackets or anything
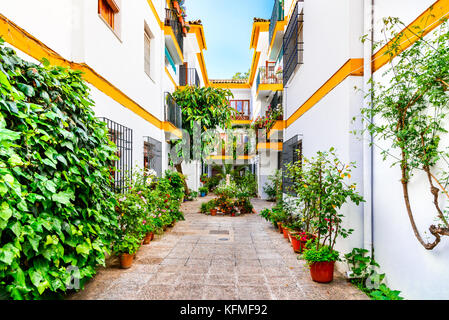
290,236,307,253
120,253,134,269
282,227,289,239
173,0,180,12
150,232,154,241
210,209,217,216
310,261,335,283
143,233,152,245
252,208,257,214
277,222,283,234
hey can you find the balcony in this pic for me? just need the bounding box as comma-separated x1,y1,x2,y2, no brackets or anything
164,8,184,65
179,66,200,87
283,1,304,84
268,0,285,61
163,92,182,140
256,63,283,98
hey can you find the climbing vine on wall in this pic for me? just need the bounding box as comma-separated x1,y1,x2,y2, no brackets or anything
0,38,119,299
360,18,449,249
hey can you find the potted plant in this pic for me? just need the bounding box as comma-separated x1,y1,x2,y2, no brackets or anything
303,241,340,283
200,202,209,214
142,220,155,245
199,186,208,197
289,149,364,283
114,234,141,269
208,199,217,216
172,0,181,12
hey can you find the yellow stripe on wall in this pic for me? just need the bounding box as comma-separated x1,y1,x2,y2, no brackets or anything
286,59,363,127
0,14,163,129
373,0,449,72
286,0,449,128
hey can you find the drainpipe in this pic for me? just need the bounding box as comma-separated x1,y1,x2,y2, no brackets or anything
363,0,374,255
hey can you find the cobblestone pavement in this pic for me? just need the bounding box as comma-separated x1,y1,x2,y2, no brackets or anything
69,196,369,300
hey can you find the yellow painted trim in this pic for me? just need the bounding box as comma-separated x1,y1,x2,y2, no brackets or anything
257,142,282,151
147,0,164,29
162,121,183,139
0,14,163,130
373,0,449,72
165,67,178,89
286,59,363,127
267,20,287,57
231,120,252,125
189,25,207,51
267,120,285,139
164,25,184,62
256,83,284,96
210,83,251,89
248,51,261,86
285,0,449,128
250,21,270,50
196,52,209,87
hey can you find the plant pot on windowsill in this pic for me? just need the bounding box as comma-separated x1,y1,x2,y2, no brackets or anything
120,253,134,269
172,1,180,12
309,261,335,283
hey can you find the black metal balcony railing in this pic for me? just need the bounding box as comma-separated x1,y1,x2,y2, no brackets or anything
179,66,200,87
164,8,184,56
256,63,282,90
283,1,304,85
165,92,182,129
269,0,284,47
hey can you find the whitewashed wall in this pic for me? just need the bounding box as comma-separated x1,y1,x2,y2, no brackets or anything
370,0,449,299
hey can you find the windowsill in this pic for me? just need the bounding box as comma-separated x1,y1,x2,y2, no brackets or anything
98,14,122,43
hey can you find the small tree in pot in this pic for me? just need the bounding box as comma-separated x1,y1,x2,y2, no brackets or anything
297,149,364,283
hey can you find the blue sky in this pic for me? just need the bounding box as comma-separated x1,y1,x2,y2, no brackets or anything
186,0,273,79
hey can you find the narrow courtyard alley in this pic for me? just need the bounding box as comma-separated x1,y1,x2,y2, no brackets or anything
69,197,368,300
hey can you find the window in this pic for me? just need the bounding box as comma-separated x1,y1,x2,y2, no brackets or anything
143,137,162,177
229,100,250,120
282,135,302,195
100,118,133,193
144,24,154,78
98,0,119,30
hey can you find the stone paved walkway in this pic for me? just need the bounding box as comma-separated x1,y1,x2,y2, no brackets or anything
69,196,368,300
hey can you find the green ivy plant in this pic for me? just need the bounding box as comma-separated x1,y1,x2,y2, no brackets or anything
359,18,449,249
0,39,119,299
344,248,404,300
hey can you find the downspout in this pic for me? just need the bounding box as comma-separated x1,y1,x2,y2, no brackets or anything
363,0,374,255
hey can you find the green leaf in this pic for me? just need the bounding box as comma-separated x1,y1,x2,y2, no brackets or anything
52,190,74,205
0,202,13,221
17,83,35,97
0,128,21,141
76,243,91,256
